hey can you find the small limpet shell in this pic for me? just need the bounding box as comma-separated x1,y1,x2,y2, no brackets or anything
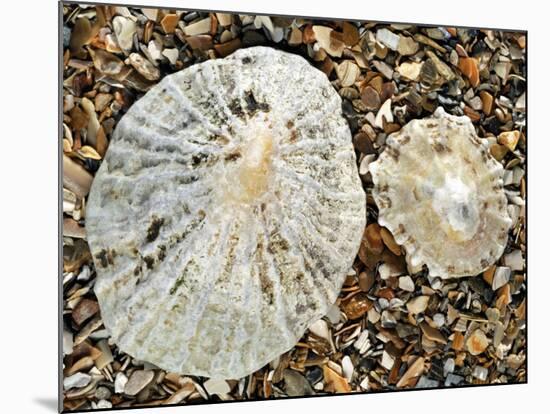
369,107,512,278
86,47,366,379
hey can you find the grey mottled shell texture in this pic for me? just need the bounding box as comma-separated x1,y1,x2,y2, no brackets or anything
86,47,366,379
369,107,511,279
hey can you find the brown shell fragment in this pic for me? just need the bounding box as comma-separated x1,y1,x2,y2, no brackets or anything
369,108,512,278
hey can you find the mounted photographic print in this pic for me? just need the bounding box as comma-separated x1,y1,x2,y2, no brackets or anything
60,1,527,412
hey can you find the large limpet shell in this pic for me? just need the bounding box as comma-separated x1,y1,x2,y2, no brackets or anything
86,47,366,379
369,107,512,278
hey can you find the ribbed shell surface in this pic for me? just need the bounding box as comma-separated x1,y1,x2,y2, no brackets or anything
369,108,512,279
86,47,366,379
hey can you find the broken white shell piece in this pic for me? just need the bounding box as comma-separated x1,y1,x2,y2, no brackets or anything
86,47,366,379
369,107,511,278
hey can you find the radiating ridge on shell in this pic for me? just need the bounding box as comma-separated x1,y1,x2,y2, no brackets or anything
369,107,512,279
86,46,366,379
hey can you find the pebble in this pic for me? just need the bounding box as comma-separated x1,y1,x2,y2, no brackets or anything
492,267,511,290
95,386,112,400
495,62,512,82
63,218,86,239
469,96,483,111
498,130,521,151
63,328,73,356
432,313,446,328
288,27,303,46
95,400,112,409
216,13,232,27
219,30,233,43
420,322,447,344
342,22,360,46
490,143,509,161
372,60,394,80
305,366,324,385
397,62,423,81
114,372,128,394
359,154,376,175
72,298,99,325
480,90,494,115
374,99,393,129
283,369,314,396
124,370,155,396
426,50,455,81
376,28,400,50
112,16,136,51
183,17,211,36
312,26,345,57
309,319,330,341
396,357,424,387
458,57,480,87
89,48,124,76
380,350,395,370
323,365,351,393
105,34,121,53
336,60,360,87
64,372,92,390
406,295,429,314
162,48,179,65
95,339,114,370
256,16,284,43
325,304,341,324
147,40,163,61
472,365,488,381
63,25,71,48
63,154,93,198
399,276,415,292
486,307,500,323
415,376,439,388
358,270,375,292
466,329,489,355
381,310,397,328
445,373,463,386
379,264,401,282
94,93,112,113
425,27,450,40
364,223,384,254
128,53,160,81
380,227,401,255
361,86,381,111
342,292,373,320
165,383,195,404
214,38,242,57
516,92,526,110
378,297,390,310
504,249,523,271
443,358,455,376
183,12,202,25
203,378,231,396
141,8,158,21
354,330,371,354
414,33,446,52
397,36,419,56
160,13,179,34
493,321,505,347
354,131,376,154
420,58,439,86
